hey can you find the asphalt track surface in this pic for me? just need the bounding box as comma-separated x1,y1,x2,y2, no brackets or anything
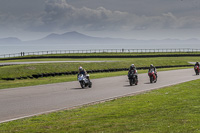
0,68,199,123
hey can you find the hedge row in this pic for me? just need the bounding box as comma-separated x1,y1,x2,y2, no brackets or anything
1,65,193,81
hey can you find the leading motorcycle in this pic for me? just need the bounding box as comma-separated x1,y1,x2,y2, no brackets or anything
78,74,92,88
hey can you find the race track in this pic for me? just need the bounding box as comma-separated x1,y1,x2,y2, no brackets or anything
0,68,199,123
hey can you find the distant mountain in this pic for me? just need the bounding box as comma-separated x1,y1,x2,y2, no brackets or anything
43,31,91,40
0,37,22,44
38,31,99,43
28,31,200,45
1,31,200,46
28,31,128,44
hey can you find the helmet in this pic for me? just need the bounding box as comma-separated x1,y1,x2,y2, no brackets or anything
79,66,83,71
196,62,199,64
150,64,153,67
130,64,135,68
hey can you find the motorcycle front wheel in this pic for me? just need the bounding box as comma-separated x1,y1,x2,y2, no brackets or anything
150,76,153,83
129,79,133,86
196,71,199,75
80,81,85,88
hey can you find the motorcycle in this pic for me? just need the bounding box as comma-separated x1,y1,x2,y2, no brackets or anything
128,70,138,86
148,69,157,83
78,74,92,88
194,65,199,75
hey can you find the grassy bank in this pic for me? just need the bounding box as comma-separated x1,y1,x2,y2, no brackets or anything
1,78,200,132
0,57,196,79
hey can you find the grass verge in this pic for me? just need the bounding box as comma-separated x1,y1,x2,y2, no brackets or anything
1,77,200,132
0,57,195,79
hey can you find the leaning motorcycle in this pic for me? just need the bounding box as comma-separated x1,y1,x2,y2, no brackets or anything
78,74,92,88
148,69,157,83
128,70,138,86
194,65,199,75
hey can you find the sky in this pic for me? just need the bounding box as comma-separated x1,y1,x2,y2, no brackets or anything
0,0,200,40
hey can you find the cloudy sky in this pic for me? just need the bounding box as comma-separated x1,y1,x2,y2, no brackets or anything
0,0,200,40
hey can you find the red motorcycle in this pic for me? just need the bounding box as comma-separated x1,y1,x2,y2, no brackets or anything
148,69,157,83
194,65,199,75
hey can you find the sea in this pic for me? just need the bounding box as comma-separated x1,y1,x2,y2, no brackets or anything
0,43,200,56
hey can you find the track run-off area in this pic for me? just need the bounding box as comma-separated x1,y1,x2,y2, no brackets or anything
0,68,199,123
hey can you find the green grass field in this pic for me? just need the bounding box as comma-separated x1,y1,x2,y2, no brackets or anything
0,57,197,79
1,78,200,132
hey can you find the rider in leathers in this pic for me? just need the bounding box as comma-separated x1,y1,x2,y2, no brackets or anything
128,64,138,81
78,66,90,80
195,62,199,67
194,62,200,73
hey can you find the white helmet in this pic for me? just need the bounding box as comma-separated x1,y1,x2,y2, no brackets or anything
131,64,135,68
79,66,83,70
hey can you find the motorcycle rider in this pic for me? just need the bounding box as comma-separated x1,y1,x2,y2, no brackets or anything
194,62,199,67
194,62,200,75
148,64,157,80
128,64,138,81
78,66,90,80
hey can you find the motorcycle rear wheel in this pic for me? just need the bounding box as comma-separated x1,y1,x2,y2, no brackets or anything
89,82,92,88
135,80,138,85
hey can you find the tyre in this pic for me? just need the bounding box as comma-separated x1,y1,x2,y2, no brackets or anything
154,77,157,83
129,79,133,86
135,81,138,85
195,70,199,75
81,82,85,88
89,82,92,88
150,76,153,83
134,78,138,85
